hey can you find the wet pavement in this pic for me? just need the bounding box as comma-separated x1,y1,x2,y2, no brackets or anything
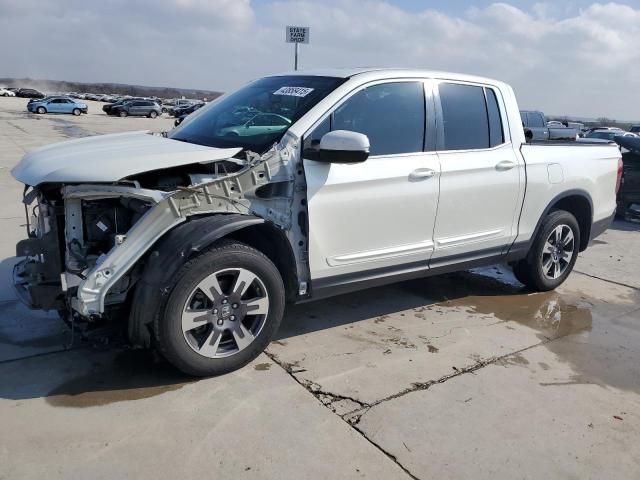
1,95,639,479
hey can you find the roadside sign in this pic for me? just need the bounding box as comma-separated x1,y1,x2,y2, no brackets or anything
286,26,310,70
286,26,310,44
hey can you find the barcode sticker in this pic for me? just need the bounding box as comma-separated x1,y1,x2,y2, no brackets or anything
273,86,314,97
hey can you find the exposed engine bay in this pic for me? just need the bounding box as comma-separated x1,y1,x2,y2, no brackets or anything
13,132,309,332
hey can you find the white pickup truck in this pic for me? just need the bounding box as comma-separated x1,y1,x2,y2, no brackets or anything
12,69,622,376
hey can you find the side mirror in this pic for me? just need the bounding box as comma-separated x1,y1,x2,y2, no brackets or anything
524,128,533,142
317,130,370,164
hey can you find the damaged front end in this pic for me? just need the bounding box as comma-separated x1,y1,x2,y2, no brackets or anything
13,132,309,329
14,187,65,311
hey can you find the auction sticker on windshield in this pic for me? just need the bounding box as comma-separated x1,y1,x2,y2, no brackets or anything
273,86,314,97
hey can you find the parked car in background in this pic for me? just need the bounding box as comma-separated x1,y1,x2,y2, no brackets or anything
585,129,626,141
0,87,16,97
110,100,161,118
103,98,144,115
27,97,88,115
165,99,200,115
614,135,640,218
520,110,580,141
172,102,204,117
629,125,640,135
10,68,621,376
16,88,45,99
173,103,205,126
219,113,292,137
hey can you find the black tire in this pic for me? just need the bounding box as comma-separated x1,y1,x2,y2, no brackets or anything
72,108,81,116
512,210,580,291
154,240,285,376
119,110,128,118
36,106,46,114
149,110,158,118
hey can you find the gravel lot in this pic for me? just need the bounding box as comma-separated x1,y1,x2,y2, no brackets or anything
1,95,639,479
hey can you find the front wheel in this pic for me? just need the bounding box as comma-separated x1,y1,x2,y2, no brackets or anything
513,210,580,291
155,240,285,376
119,110,128,118
72,108,81,116
36,106,46,114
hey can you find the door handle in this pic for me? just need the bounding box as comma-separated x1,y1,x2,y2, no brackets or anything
495,160,517,171
409,168,437,181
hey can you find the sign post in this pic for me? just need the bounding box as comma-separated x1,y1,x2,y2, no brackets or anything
286,26,310,71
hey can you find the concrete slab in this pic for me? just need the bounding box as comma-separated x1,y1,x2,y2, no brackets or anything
577,220,640,289
358,342,640,479
268,269,639,406
0,350,409,480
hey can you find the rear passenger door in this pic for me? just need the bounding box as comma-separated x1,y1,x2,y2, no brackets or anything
304,80,441,280
430,82,523,265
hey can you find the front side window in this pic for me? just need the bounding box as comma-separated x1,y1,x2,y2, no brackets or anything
332,82,425,156
169,75,347,154
305,82,425,157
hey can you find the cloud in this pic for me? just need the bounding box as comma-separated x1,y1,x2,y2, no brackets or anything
0,0,638,119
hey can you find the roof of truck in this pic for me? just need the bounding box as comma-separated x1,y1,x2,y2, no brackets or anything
273,68,505,87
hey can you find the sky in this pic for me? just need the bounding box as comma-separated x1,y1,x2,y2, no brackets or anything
1,0,639,119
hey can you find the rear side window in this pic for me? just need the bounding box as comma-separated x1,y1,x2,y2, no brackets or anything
332,82,425,156
486,88,504,147
439,83,489,150
439,83,505,150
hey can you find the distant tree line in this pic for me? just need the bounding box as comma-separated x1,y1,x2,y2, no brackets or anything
547,115,636,131
0,77,223,101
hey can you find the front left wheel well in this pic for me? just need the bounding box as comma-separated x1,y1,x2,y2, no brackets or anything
226,223,299,302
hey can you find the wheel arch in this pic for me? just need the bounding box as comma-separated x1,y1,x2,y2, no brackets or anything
536,189,593,252
127,213,297,347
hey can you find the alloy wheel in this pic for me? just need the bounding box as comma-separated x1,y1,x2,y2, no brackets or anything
541,224,575,280
181,268,269,358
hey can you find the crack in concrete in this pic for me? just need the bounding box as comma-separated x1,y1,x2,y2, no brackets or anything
0,345,86,365
263,349,418,478
418,319,504,343
574,270,640,291
265,333,565,480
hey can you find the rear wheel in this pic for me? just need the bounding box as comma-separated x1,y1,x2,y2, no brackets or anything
72,108,81,116
155,240,285,376
36,106,46,114
513,210,580,291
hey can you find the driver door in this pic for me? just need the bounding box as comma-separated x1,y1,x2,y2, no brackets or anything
303,80,441,281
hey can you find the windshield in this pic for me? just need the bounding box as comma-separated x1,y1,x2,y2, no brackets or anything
169,75,346,153
587,131,615,140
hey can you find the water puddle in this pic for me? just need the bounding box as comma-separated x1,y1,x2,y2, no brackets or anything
415,270,640,393
46,350,193,408
47,118,94,138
